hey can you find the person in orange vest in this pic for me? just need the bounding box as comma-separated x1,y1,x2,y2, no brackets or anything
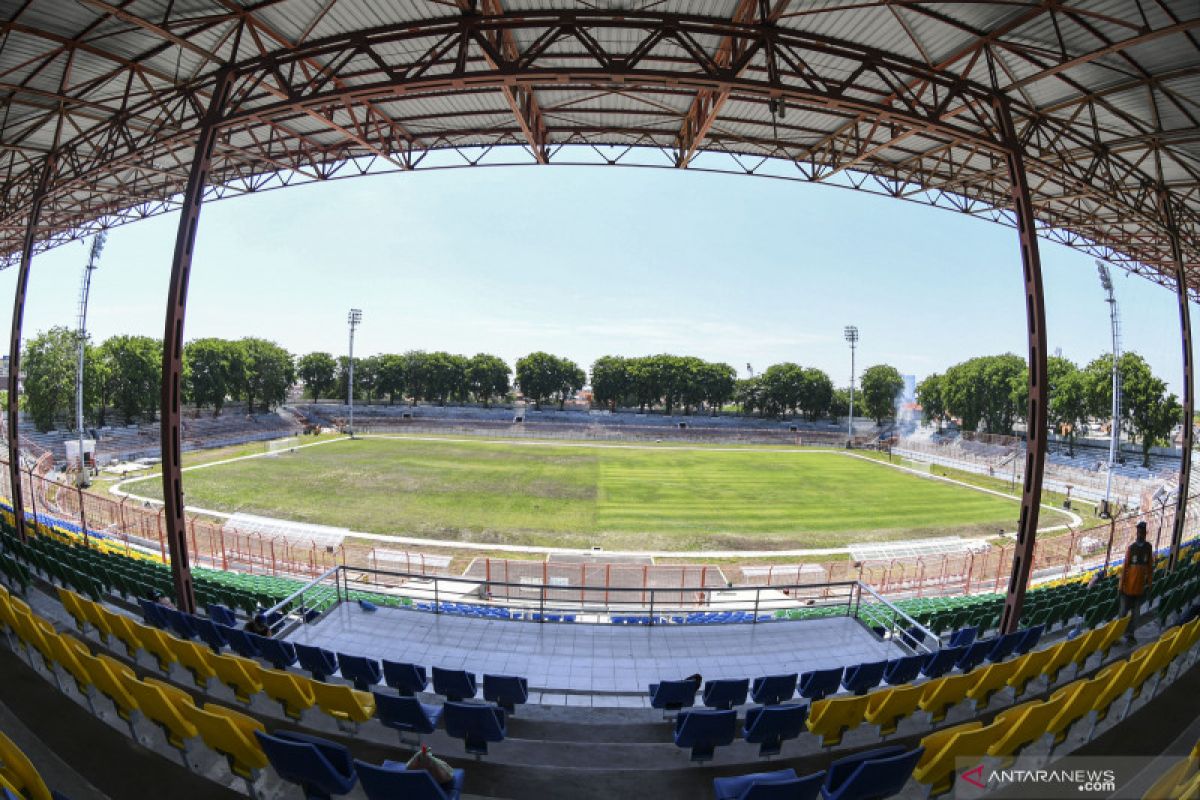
1118,521,1154,645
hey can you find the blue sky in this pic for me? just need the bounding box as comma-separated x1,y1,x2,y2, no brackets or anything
0,165,1190,395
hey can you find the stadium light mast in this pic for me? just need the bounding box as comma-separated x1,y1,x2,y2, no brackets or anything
1096,261,1121,518
347,308,362,439
75,232,106,488
845,325,859,448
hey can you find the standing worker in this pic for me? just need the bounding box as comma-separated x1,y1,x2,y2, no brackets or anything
1118,521,1154,646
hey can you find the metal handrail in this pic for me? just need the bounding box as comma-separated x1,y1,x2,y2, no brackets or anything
855,580,940,653
262,563,340,625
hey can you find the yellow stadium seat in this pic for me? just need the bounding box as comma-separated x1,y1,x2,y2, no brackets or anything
1089,661,1134,724
78,651,139,724
179,702,268,783
1128,638,1177,700
12,609,55,670
44,630,93,696
0,729,53,800
918,673,974,724
1007,646,1055,699
913,721,990,797
864,683,923,736
78,599,113,645
121,674,199,753
965,657,1022,709
55,587,88,634
102,610,145,660
210,654,264,705
1094,616,1130,661
806,694,869,747
1045,675,1107,746
0,589,16,636
1178,772,1200,800
131,622,177,674
259,667,317,721
1043,636,1086,684
310,680,375,728
985,694,1067,764
169,638,217,690
1142,752,1196,800
1070,626,1106,669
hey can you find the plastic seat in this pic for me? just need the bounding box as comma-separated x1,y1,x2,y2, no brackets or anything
1094,615,1131,661
985,631,1022,663
703,678,750,710
443,701,506,756
55,587,88,634
217,624,261,660
912,721,989,797
743,703,808,757
382,660,428,695
254,730,357,799
985,694,1067,764
210,653,264,704
882,655,924,686
121,674,198,753
752,674,799,706
354,759,465,800
44,631,93,695
78,599,113,645
1045,676,1107,746
673,708,736,762
821,745,923,800
207,603,238,627
191,616,228,654
297,643,339,682
169,638,218,690
841,661,886,695
1089,661,1135,723
0,729,52,800
180,701,268,784
798,669,842,702
863,684,923,736
713,768,824,800
955,638,994,672
103,611,146,660
1013,624,1044,655
649,679,698,712
138,598,170,629
259,667,317,721
254,636,297,670
1006,646,1055,699
483,674,529,714
79,651,139,723
432,667,478,702
132,622,178,674
335,653,382,692
807,694,869,747
946,626,977,647
163,608,198,641
310,679,376,728
918,673,973,723
964,658,1022,709
373,693,443,742
1042,636,1086,684
920,646,964,679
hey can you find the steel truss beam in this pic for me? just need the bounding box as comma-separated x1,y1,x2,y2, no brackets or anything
1166,189,1194,571
996,95,1049,636
159,69,235,613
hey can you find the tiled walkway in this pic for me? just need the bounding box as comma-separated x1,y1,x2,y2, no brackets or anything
286,604,904,699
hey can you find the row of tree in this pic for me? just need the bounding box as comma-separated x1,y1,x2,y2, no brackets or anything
917,352,1181,466
735,363,905,422
591,355,736,415
296,351,511,407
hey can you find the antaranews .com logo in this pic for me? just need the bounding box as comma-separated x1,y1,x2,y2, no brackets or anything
954,755,1164,798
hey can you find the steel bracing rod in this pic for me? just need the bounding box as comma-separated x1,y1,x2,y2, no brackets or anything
159,68,234,614
995,95,1049,636
1165,190,1194,571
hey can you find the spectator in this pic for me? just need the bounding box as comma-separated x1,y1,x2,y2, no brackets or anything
1118,522,1153,645
1087,568,1106,589
155,595,175,609
244,612,271,637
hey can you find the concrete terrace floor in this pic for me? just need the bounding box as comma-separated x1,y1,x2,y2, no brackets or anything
285,604,905,704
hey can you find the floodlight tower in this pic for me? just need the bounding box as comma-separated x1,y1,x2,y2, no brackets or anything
347,308,362,438
845,325,859,448
1096,261,1122,517
75,232,106,487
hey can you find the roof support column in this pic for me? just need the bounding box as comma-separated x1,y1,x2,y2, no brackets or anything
160,69,233,613
6,154,57,542
1163,191,1192,571
995,97,1049,635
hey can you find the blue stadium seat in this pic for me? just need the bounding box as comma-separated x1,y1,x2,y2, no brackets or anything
673,709,736,763
443,701,506,756
373,693,442,743
253,636,297,670
920,646,965,679
163,609,198,640
798,668,842,702
703,678,749,710
216,624,261,659
296,643,339,682
383,660,428,696
840,660,886,695
713,769,824,800
354,759,464,800
743,703,808,757
432,667,477,702
254,730,357,799
482,674,528,714
955,638,994,672
820,745,924,800
985,631,1023,663
191,616,227,654
947,626,978,648
751,674,798,706
138,599,169,629
649,679,698,713
882,655,924,686
206,603,238,627
337,653,382,692
1013,624,1044,656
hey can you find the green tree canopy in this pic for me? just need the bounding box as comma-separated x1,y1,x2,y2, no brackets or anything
516,351,583,410
296,351,337,401
100,335,162,424
22,327,78,432
184,338,239,415
859,364,904,424
916,373,944,431
467,353,510,407
238,338,294,412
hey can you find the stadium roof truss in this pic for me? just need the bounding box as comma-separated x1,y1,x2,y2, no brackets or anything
1,0,1197,627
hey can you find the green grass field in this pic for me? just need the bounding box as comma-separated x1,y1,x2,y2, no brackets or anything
122,436,1029,550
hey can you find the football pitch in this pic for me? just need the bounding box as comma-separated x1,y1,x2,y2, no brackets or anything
124,435,1027,550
